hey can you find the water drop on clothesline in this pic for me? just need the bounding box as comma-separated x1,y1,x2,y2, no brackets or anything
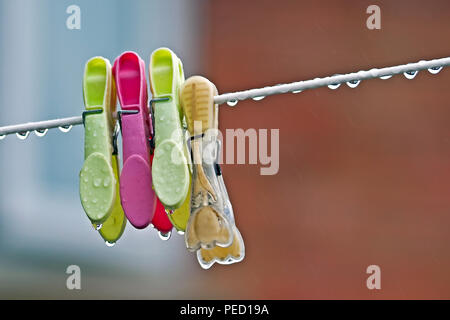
34,129,48,137
428,66,443,75
292,90,302,93
346,80,361,88
379,75,392,80
0,135,5,140
403,70,418,80
226,100,238,107
327,83,341,90
59,125,73,133
16,131,30,140
252,96,265,101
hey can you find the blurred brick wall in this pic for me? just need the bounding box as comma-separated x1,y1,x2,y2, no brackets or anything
200,0,450,298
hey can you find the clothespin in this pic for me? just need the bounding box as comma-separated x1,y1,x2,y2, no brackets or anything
113,51,173,235
180,76,245,268
113,51,156,229
79,56,127,244
149,48,191,233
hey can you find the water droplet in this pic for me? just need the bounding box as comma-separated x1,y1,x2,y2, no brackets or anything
252,96,265,101
92,198,98,204
292,90,302,94
158,231,171,241
105,241,115,247
16,131,30,140
103,177,110,187
0,135,5,140
379,75,392,80
59,125,72,133
83,177,88,183
327,83,341,90
93,178,101,187
226,100,238,107
34,129,48,137
159,115,165,121
177,230,185,235
93,131,97,137
346,80,360,88
95,224,102,230
403,70,418,80
428,66,443,75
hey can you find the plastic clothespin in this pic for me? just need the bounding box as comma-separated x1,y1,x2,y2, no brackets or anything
113,51,172,234
149,48,191,232
180,76,245,268
113,51,156,229
79,57,127,244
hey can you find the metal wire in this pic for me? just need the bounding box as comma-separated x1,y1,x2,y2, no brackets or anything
0,56,449,138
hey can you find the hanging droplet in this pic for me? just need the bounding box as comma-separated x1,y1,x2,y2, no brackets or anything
105,241,115,247
428,66,443,75
292,90,302,94
403,70,418,80
379,75,392,80
226,100,238,107
158,231,171,241
177,230,185,235
59,125,73,133
327,83,341,90
34,129,48,137
252,96,265,101
16,131,30,140
346,80,361,88
95,224,102,231
0,135,5,140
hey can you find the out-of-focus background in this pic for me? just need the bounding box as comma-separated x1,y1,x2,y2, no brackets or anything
1,0,450,299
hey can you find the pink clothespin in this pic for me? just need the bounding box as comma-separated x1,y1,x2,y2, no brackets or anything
113,51,156,229
113,51,173,236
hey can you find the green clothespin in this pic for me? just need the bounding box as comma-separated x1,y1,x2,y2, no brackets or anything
80,57,126,244
149,48,191,231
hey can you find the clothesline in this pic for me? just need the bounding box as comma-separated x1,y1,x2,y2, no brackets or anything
0,56,449,139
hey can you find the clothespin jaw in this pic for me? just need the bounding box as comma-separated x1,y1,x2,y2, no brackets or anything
80,57,127,243
149,48,190,211
180,76,245,268
113,51,157,229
